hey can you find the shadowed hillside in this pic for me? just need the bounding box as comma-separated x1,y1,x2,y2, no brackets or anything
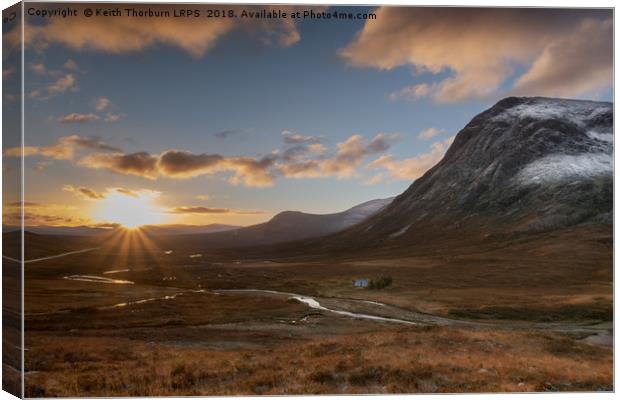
284,97,613,256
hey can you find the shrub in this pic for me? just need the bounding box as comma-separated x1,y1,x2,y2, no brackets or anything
368,276,392,290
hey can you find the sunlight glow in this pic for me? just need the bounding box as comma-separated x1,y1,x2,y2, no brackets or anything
92,190,167,228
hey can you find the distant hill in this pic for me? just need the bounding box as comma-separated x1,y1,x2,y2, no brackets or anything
2,231,97,260
176,197,394,248
4,223,240,237
141,224,240,236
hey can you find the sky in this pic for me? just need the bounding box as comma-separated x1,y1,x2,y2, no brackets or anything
2,5,613,228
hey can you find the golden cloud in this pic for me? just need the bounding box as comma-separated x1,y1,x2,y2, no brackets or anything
20,5,317,58
417,127,443,141
58,112,100,123
279,132,399,179
4,135,121,160
2,201,92,227
42,73,77,97
21,132,400,187
78,149,277,187
62,184,105,200
341,8,612,102
366,137,454,183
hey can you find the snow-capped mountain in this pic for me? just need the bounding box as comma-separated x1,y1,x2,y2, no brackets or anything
331,97,612,247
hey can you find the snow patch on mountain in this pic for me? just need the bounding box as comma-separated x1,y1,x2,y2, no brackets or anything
493,99,611,128
340,197,393,228
587,130,613,143
516,153,612,185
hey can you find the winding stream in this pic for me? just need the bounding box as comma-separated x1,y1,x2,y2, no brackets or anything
63,275,134,284
216,289,418,325
33,278,612,344
214,289,613,340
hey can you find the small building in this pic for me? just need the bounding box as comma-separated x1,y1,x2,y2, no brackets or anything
354,278,369,288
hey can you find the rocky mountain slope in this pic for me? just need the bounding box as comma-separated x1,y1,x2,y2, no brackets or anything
330,97,612,249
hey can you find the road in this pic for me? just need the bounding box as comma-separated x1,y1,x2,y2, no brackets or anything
2,247,99,264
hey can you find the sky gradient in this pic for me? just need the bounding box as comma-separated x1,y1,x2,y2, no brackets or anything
2,5,613,228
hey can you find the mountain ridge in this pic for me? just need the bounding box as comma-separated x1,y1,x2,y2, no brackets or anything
174,197,394,248
303,96,612,253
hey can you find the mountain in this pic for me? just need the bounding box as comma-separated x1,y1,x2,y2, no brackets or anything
179,197,394,248
141,224,240,236
6,224,240,236
4,225,113,236
322,97,612,250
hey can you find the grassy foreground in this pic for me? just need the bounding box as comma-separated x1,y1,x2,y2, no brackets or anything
26,326,612,396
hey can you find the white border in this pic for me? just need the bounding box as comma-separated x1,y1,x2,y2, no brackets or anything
0,1,616,400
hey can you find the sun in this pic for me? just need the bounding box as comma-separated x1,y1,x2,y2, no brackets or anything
92,190,167,229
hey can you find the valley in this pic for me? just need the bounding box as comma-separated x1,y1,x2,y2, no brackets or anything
11,97,615,395
20,220,613,395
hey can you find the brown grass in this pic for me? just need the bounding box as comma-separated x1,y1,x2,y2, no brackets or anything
25,327,612,396
21,224,613,396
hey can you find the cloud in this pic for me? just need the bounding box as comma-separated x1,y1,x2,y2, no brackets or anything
417,127,443,140
4,135,121,160
276,160,323,179
56,98,122,124
388,83,433,101
29,63,48,75
79,133,394,185
2,201,91,227
78,149,277,187
4,201,46,207
195,194,210,201
224,156,278,187
62,184,106,200
104,113,123,122
20,5,313,58
29,59,79,77
114,187,140,198
215,130,237,139
63,59,79,70
213,129,241,139
34,160,51,172
280,145,313,162
95,97,111,111
168,206,263,215
282,130,321,144
156,150,224,178
58,112,100,123
366,137,454,183
307,143,327,154
47,74,77,94
30,73,78,99
62,185,154,202
277,133,399,179
79,152,160,179
511,19,613,98
23,131,397,187
156,150,277,187
321,133,398,177
341,8,612,102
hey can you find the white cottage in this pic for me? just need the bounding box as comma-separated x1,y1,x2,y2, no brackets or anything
354,279,369,288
